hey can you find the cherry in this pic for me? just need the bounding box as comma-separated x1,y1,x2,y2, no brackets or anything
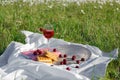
64,54,67,58
39,28,43,32
75,66,79,68
63,59,66,61
66,67,70,71
60,61,63,65
53,48,57,52
59,54,62,58
33,51,37,55
63,59,67,65
37,49,42,55
76,60,80,64
72,55,76,60
81,58,85,61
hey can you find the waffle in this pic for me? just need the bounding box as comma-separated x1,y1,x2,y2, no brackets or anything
37,56,53,64
45,51,58,61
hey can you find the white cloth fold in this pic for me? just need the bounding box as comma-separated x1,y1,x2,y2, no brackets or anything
0,31,118,80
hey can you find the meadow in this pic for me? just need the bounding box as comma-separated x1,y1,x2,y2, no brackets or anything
0,0,120,80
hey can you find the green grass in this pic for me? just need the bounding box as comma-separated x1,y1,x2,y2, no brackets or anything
0,1,120,80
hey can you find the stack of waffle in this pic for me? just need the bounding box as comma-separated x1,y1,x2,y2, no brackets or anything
37,51,59,64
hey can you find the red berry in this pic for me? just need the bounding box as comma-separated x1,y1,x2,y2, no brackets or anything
60,61,63,65
81,58,85,61
59,54,62,58
76,60,80,64
63,59,67,65
36,49,39,52
66,67,70,71
63,59,66,62
37,49,42,55
64,54,67,58
33,51,37,55
53,48,57,52
39,28,43,32
75,66,79,68
72,57,75,60
39,51,42,55
72,55,76,60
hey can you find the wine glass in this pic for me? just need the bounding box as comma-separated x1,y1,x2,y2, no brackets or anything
39,24,54,49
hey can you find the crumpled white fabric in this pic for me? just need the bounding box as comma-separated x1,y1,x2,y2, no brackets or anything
0,30,119,80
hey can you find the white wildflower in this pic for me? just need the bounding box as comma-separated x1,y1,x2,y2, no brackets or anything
110,3,113,6
29,1,34,6
62,3,67,7
81,10,85,14
23,0,27,2
38,0,44,4
76,1,80,6
94,6,97,9
98,1,104,5
116,8,119,11
10,0,14,4
99,5,103,9
48,5,53,8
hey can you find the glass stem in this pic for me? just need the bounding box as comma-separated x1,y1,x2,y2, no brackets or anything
47,39,49,50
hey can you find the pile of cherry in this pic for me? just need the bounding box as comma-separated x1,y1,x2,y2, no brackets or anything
49,49,85,71
56,52,85,71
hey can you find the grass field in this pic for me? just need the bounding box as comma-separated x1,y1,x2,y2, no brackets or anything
0,0,120,80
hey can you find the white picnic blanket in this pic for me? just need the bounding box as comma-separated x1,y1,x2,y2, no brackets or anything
0,30,118,80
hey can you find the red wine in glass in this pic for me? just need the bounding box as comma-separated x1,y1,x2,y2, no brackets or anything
43,29,54,39
39,24,54,49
